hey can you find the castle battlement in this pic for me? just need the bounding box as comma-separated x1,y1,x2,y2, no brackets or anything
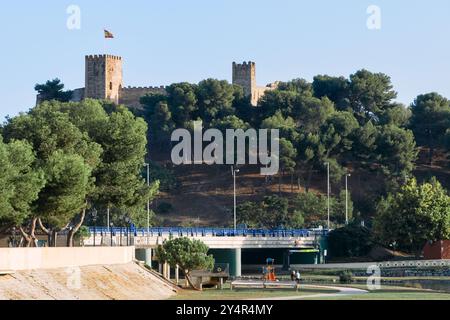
85,54,122,61
123,85,167,90
233,61,256,67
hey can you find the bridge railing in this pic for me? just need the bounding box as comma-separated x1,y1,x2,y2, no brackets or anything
87,227,329,238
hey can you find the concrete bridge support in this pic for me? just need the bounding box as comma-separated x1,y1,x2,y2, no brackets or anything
209,248,242,277
234,248,242,278
175,265,180,285
135,248,153,267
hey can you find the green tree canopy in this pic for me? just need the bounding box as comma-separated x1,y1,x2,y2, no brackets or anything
348,69,398,124
37,151,92,230
90,105,157,220
35,78,73,103
156,237,214,290
0,138,44,229
237,196,302,229
410,92,450,164
2,102,102,245
196,79,236,123
328,223,373,258
313,75,350,111
375,125,418,184
374,178,450,255
293,191,354,228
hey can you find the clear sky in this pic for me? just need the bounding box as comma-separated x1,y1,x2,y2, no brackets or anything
1,0,450,120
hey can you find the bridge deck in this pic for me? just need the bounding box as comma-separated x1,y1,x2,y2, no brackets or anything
83,227,327,249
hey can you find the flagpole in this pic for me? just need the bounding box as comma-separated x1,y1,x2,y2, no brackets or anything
104,28,107,54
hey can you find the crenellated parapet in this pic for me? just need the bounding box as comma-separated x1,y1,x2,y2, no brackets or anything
119,86,168,108
85,54,122,61
122,85,167,91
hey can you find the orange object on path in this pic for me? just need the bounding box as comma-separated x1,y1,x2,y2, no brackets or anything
264,258,277,282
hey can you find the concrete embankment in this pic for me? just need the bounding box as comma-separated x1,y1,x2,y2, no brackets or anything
0,247,178,300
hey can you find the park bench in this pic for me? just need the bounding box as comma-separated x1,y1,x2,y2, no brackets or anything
263,281,298,290
230,280,298,291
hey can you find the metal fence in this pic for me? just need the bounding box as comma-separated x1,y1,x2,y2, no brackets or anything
87,227,329,238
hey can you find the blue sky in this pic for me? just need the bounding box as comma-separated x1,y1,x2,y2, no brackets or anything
1,0,450,120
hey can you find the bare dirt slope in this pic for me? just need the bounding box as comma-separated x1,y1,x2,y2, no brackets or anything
0,263,178,300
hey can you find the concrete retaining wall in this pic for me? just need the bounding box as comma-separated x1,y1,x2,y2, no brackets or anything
0,247,135,271
128,235,316,249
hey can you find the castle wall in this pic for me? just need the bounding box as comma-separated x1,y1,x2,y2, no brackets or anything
37,55,276,109
253,86,271,106
120,86,167,108
36,88,85,105
71,88,85,102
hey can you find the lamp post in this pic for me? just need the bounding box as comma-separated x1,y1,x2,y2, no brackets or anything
91,208,98,247
144,163,151,238
125,216,131,247
231,166,240,232
345,174,351,225
110,222,114,247
11,227,17,248
325,162,331,230
107,207,110,234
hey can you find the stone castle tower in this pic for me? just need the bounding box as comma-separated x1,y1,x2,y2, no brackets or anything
232,61,256,99
85,55,123,104
37,55,276,108
232,61,277,106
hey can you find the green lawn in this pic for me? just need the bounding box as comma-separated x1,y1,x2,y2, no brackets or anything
170,283,450,300
170,285,338,300
315,286,450,300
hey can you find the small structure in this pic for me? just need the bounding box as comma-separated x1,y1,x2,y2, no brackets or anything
423,240,450,260
190,264,230,290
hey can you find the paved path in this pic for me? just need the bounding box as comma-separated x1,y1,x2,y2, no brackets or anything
253,285,369,300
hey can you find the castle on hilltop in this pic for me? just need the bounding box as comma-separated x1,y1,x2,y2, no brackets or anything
40,55,278,108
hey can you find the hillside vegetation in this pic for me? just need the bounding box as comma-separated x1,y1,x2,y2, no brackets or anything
137,70,450,229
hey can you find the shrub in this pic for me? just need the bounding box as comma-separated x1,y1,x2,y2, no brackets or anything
328,223,373,258
339,271,353,284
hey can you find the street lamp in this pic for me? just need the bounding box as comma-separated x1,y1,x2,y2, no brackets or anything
91,208,98,247
110,222,114,247
144,163,151,238
345,173,351,225
231,166,240,232
11,227,17,248
107,207,110,234
125,216,132,246
325,162,331,230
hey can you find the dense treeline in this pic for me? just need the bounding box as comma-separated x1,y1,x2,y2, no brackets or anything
137,69,450,253
0,99,158,247
140,71,448,199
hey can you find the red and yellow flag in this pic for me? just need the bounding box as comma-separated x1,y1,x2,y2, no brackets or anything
104,29,114,39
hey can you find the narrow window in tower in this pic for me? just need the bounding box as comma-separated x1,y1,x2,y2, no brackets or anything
110,82,113,90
